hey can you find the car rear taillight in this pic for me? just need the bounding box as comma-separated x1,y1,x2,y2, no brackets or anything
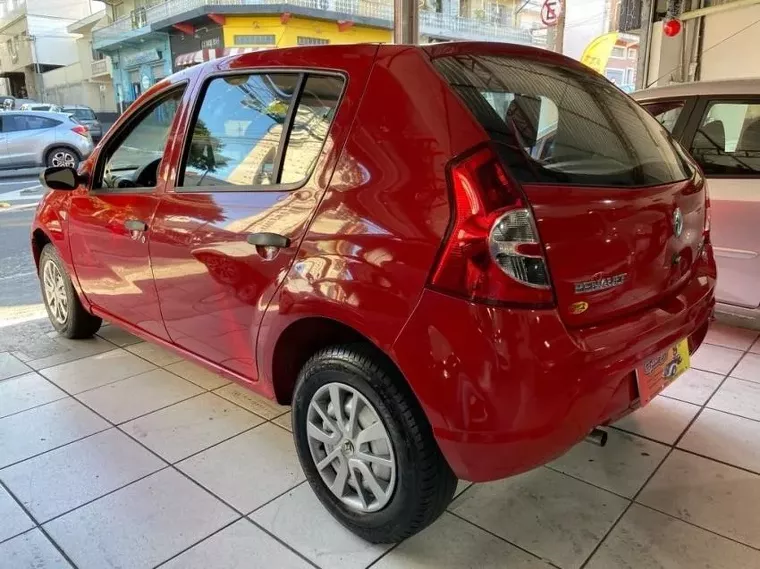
72,125,88,137
429,145,554,306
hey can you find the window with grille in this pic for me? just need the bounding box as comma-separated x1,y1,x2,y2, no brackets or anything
297,36,329,45
233,34,276,46
610,46,626,58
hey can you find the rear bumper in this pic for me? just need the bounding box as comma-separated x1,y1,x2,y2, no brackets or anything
392,267,715,482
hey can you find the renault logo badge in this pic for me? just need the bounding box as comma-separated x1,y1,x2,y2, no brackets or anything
673,208,684,238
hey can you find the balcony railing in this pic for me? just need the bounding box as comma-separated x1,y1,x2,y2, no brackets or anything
94,0,535,49
93,14,142,45
91,58,110,76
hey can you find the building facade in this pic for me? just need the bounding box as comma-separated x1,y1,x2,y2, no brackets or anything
41,12,118,112
0,0,98,100
92,0,541,109
604,36,639,92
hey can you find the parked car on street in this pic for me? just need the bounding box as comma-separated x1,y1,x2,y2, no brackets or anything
0,111,93,169
20,103,61,112
633,79,760,326
61,105,103,141
32,43,715,543
3,97,37,111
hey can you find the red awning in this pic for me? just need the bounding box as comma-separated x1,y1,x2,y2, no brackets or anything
174,47,265,68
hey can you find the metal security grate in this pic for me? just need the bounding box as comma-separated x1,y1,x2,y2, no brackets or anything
297,36,330,45
233,34,276,45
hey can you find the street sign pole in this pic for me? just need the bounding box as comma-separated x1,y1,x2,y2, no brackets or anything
541,0,564,53
393,0,419,44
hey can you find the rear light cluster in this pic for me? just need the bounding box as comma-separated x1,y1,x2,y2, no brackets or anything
71,125,89,138
430,145,554,306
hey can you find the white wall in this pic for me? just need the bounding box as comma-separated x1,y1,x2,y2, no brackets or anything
27,15,79,66
645,20,682,87
27,0,104,21
700,4,760,81
564,0,606,60
42,63,84,88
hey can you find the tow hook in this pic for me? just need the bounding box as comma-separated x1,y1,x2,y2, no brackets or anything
585,427,608,447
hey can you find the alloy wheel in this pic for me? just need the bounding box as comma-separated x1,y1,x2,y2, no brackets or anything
43,260,68,324
50,151,76,168
306,382,397,513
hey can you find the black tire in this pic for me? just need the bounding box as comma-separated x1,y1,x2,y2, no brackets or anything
38,244,101,339
46,146,80,169
292,344,457,543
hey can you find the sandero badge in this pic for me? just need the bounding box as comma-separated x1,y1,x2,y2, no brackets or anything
574,273,627,294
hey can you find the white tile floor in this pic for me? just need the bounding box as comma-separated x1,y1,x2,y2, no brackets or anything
1,319,760,568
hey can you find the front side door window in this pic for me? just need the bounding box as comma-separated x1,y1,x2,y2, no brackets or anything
97,88,184,191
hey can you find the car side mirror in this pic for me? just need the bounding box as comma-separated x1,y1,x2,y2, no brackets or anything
40,166,81,191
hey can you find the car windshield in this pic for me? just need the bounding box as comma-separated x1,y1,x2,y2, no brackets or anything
434,54,692,187
65,108,96,120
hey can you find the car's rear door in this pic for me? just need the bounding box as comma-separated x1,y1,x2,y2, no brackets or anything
683,95,760,309
149,46,376,380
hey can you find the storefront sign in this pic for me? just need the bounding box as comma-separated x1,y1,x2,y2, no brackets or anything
200,37,222,49
122,49,161,68
170,25,224,71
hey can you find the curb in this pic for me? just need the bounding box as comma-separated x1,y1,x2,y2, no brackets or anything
0,167,43,180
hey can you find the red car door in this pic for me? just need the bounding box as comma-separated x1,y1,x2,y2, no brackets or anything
67,85,189,339
150,48,375,380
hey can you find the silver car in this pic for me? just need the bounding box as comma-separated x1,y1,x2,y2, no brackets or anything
20,103,61,112
0,111,94,169
61,105,103,141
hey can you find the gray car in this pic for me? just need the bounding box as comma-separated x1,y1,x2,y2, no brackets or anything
61,105,103,141
0,111,94,169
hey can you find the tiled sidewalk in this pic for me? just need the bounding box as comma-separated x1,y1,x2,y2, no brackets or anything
1,319,760,568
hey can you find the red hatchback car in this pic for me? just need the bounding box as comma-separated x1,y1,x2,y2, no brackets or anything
33,42,715,543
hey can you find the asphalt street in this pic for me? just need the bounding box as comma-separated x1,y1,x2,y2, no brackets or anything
0,175,46,323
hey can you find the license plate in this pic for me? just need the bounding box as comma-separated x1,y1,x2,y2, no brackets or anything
635,339,690,406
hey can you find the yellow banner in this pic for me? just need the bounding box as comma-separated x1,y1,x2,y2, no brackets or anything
580,32,619,74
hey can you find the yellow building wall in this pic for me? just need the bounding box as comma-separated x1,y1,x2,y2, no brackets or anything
223,16,391,48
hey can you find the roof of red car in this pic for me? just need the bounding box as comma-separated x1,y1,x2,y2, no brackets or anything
166,41,591,83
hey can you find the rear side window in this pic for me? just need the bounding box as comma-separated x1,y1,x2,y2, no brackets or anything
180,72,343,189
3,116,61,132
434,55,691,187
280,75,343,184
641,100,685,133
689,101,760,176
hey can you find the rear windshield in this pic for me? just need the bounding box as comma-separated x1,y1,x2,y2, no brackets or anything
434,55,691,187
64,108,96,120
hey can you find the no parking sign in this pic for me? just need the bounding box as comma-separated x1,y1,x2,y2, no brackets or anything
541,0,562,26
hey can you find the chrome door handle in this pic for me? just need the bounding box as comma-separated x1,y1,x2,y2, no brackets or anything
124,219,148,232
246,232,290,249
